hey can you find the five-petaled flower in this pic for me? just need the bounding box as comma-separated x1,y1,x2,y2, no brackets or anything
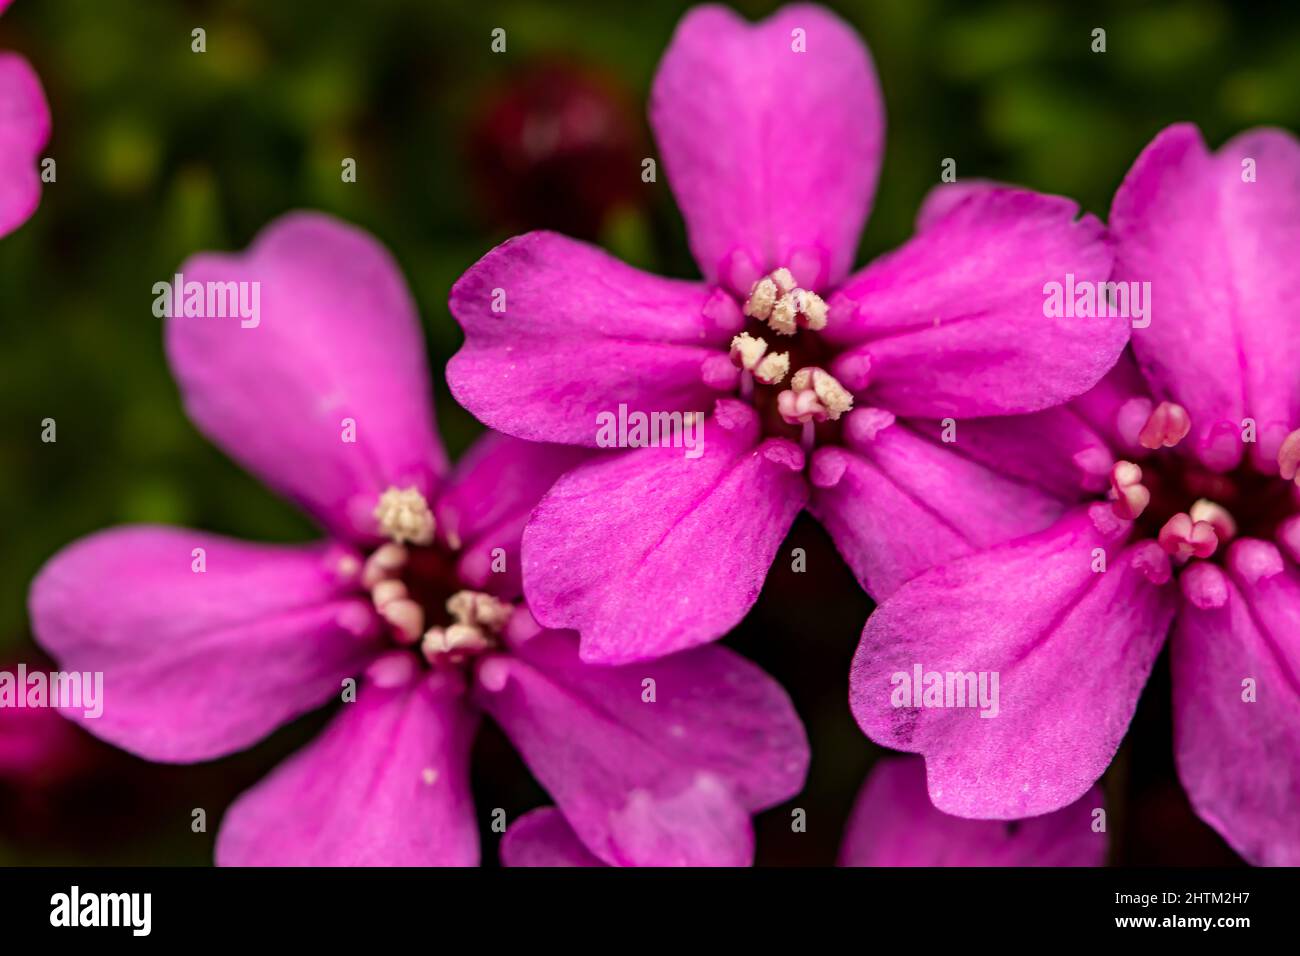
29,213,809,866
851,123,1300,866
448,4,1131,664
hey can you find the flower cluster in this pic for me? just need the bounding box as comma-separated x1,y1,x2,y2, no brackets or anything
10,2,1297,866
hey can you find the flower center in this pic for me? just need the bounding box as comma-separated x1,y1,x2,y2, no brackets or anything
722,267,854,449
362,487,513,668
1106,408,1300,564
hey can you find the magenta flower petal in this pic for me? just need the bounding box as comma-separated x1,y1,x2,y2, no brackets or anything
649,4,884,292
1172,541,1300,866
167,212,448,544
433,431,590,597
522,401,807,662
809,415,1067,600
839,757,1107,866
474,629,804,866
447,231,734,445
216,668,479,866
28,526,383,762
914,408,1116,502
826,188,1123,418
501,807,604,867
850,507,1178,818
0,52,49,238
1111,123,1300,472
913,180,1004,232
506,628,808,810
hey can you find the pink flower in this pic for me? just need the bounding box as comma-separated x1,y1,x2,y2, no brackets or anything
850,124,1300,865
0,2,50,238
501,756,1106,867
447,4,1129,663
29,212,809,866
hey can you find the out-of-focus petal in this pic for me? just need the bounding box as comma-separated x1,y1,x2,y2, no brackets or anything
29,526,382,762
839,756,1107,866
0,52,50,237
217,663,479,866
433,431,591,598
167,212,447,544
475,628,808,866
500,807,604,867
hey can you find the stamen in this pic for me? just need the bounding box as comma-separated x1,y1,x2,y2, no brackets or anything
777,367,854,424
743,277,777,321
371,579,407,607
1138,401,1191,449
729,331,767,370
1108,460,1150,520
1188,498,1237,543
369,578,424,644
1157,512,1219,561
755,352,790,385
742,268,828,336
421,590,513,665
361,542,408,588
1278,428,1300,482
793,289,828,330
769,293,798,335
728,332,788,385
374,487,435,546
422,623,493,662
380,600,425,644
446,590,513,631
769,268,796,295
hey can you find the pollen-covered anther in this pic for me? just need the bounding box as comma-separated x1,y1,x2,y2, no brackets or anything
793,289,828,331
742,268,827,336
446,590,513,632
421,624,493,664
1158,512,1219,561
1277,428,1300,483
1108,460,1150,520
374,486,435,546
421,590,514,665
1189,498,1238,543
1138,401,1192,449
743,277,777,321
729,332,789,385
777,367,854,424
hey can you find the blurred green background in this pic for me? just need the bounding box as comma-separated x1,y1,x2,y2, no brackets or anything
1,0,1297,865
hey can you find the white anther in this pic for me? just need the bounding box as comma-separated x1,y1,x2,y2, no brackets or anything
374,487,435,546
